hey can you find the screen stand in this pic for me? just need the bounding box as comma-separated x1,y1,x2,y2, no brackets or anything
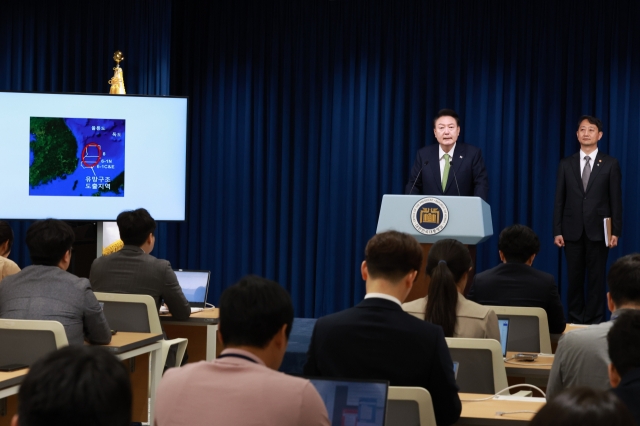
96,221,104,258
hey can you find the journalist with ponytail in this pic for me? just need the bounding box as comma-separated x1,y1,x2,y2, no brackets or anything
403,239,500,340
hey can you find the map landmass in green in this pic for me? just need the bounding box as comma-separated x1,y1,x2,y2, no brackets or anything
30,117,78,187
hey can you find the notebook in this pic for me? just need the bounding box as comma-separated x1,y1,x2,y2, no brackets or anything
173,269,210,313
307,377,389,426
498,318,510,357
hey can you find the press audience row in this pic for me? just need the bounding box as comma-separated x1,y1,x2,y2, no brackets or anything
1,218,639,425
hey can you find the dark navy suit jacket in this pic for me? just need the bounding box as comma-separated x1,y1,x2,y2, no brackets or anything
405,142,489,202
303,298,462,426
467,263,567,334
612,368,640,426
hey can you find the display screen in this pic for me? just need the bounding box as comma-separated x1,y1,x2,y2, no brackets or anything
309,378,388,426
0,92,187,220
499,318,510,356
174,270,210,304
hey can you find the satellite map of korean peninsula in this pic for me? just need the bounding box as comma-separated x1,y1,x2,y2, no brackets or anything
29,117,125,197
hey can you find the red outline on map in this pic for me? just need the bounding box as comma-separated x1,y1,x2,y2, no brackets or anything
81,142,102,168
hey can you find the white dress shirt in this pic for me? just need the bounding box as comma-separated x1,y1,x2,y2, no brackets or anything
364,292,402,307
580,148,598,176
439,144,456,181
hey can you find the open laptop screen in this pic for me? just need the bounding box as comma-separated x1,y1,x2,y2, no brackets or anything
173,270,210,307
307,377,388,426
498,318,510,357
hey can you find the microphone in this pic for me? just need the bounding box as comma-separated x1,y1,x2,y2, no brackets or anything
449,158,461,196
409,161,428,194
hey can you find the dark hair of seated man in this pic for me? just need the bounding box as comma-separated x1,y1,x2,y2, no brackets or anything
25,219,74,266
497,224,540,264
13,345,132,426
0,220,15,257
116,208,156,246
608,310,640,381
530,387,633,426
219,274,294,349
364,230,422,282
608,253,640,307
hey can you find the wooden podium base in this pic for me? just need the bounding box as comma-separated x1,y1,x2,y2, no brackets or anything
404,243,477,304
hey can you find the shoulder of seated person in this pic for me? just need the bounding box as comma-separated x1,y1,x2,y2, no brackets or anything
559,322,609,344
456,295,494,319
401,297,426,315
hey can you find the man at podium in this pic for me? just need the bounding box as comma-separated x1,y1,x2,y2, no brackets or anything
405,109,489,202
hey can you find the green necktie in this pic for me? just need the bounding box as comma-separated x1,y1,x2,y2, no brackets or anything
442,153,450,191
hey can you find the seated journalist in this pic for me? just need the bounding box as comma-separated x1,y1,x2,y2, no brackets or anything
468,224,566,334
11,346,131,426
0,219,111,346
403,238,500,341
304,231,461,426
607,310,640,425
155,275,329,426
530,387,633,426
90,208,190,320
547,253,640,399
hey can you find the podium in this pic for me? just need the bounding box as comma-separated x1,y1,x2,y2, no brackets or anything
376,195,492,302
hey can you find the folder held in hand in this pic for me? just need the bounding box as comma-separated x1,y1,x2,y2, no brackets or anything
604,217,612,247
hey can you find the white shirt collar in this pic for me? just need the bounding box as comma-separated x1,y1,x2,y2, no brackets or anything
439,143,456,160
580,148,598,162
364,293,402,307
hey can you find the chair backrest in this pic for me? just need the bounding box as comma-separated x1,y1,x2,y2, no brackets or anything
387,386,436,426
94,293,161,334
486,306,552,353
0,319,68,366
446,338,508,394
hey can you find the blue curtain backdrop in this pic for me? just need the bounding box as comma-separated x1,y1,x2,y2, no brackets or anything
2,0,640,318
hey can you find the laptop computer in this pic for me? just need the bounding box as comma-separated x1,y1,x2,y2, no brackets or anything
173,269,210,313
498,318,510,358
307,377,389,426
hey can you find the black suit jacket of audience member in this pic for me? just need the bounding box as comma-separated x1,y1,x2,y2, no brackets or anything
303,297,462,426
467,263,567,334
612,368,640,426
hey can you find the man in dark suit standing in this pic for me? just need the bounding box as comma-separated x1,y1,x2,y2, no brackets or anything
554,115,622,324
468,224,566,334
303,231,461,426
405,109,489,202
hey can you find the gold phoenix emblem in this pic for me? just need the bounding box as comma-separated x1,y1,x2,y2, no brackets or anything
420,208,440,224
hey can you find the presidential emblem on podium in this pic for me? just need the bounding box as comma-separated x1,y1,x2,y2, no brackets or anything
411,197,449,235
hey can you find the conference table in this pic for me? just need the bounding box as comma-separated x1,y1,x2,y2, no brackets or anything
0,369,27,426
161,308,220,362
0,332,162,425
458,393,545,425
507,324,590,382
104,332,163,424
504,352,554,379
0,370,26,400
